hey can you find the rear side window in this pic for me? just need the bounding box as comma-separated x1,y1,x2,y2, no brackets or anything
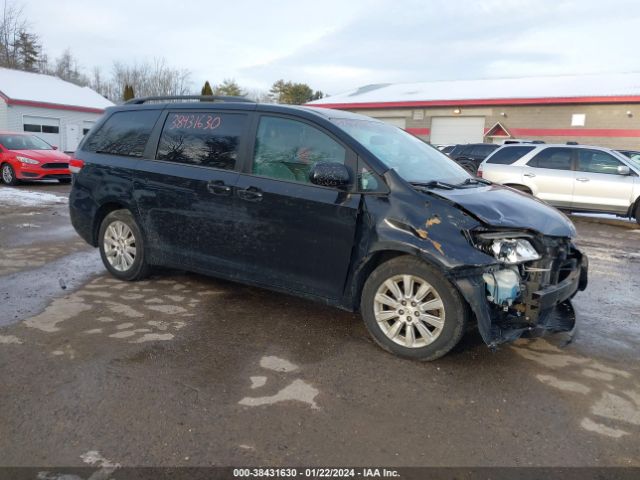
84,110,160,157
470,145,497,156
528,147,573,171
487,146,535,165
156,112,247,170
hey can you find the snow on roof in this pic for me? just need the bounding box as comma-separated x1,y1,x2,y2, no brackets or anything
308,73,640,107
0,67,113,111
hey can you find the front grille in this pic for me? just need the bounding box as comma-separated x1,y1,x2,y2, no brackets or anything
42,163,69,169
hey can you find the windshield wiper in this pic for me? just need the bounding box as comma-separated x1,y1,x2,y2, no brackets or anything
410,180,457,190
459,177,491,186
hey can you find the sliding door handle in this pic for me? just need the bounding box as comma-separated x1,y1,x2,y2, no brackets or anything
237,187,263,202
207,180,232,195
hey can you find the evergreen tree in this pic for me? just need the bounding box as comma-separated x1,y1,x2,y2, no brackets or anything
214,78,244,97
269,79,319,105
123,84,135,101
13,30,40,72
201,80,213,96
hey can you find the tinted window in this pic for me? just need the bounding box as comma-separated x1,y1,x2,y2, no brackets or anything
253,116,346,184
487,146,535,165
42,125,59,134
23,124,40,132
470,145,498,156
577,149,623,174
156,112,246,170
528,147,573,170
84,110,160,157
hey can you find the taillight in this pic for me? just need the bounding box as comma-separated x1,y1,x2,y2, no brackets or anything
69,158,84,174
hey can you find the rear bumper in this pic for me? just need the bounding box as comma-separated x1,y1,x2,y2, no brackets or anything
455,250,588,348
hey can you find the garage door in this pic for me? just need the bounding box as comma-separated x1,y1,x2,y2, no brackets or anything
430,117,485,145
22,115,61,148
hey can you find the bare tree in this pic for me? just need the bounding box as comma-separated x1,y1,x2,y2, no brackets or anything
111,58,191,101
0,0,26,68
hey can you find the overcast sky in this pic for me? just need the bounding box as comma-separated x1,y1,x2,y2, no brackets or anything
22,0,640,95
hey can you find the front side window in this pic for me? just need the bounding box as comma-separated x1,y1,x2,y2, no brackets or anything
156,112,246,170
333,118,469,184
576,149,624,175
487,146,535,165
84,110,160,157
528,147,573,171
253,116,346,183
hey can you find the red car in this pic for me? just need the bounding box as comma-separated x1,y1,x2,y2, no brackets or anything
0,132,72,185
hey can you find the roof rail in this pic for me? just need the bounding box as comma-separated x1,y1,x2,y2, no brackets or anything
124,95,254,105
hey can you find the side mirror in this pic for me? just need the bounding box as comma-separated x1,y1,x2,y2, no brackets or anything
618,165,631,175
52,145,58,150
309,162,351,188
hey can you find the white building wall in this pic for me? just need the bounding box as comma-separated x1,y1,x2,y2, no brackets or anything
0,98,8,130
5,104,104,152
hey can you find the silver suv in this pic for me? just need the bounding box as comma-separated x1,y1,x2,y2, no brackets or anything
478,144,640,224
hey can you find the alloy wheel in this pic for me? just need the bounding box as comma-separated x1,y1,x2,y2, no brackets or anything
373,274,446,348
103,220,137,272
2,165,12,183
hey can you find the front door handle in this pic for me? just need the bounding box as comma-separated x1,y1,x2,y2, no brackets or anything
523,172,536,178
237,186,263,202
576,178,590,182
207,180,232,195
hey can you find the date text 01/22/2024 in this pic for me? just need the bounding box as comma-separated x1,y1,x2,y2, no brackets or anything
232,468,400,478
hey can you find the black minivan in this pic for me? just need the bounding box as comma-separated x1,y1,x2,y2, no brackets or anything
69,96,588,361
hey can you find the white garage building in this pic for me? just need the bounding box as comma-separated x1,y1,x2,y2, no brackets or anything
0,67,113,152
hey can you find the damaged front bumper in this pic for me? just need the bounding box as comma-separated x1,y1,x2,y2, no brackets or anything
453,243,588,348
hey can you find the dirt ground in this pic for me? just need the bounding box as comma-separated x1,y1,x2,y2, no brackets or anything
1,182,639,469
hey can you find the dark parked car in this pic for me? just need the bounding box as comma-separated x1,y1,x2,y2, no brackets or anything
69,96,588,361
448,143,499,173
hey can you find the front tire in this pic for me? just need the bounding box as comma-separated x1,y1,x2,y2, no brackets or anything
1,163,19,185
635,201,640,226
361,256,468,361
98,209,150,281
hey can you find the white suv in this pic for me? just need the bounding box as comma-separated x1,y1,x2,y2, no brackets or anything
478,144,640,224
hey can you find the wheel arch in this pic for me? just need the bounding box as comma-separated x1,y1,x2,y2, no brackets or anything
347,247,450,312
92,201,133,246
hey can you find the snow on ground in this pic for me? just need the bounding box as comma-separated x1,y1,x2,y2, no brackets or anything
0,187,67,207
571,212,634,224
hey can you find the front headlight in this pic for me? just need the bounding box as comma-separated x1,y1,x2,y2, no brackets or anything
16,156,39,165
472,232,541,264
489,238,540,264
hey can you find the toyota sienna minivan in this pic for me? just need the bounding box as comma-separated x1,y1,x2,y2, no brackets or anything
69,96,588,360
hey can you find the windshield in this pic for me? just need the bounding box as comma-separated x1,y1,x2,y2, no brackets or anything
333,118,471,184
0,134,53,151
624,152,640,170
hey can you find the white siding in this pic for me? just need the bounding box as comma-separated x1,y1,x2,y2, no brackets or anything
0,98,8,130
6,104,104,152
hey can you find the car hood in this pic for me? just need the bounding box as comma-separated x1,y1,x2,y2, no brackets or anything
10,149,71,162
429,184,576,237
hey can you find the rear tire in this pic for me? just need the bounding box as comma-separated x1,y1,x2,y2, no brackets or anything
1,163,19,186
98,209,150,281
360,256,468,361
